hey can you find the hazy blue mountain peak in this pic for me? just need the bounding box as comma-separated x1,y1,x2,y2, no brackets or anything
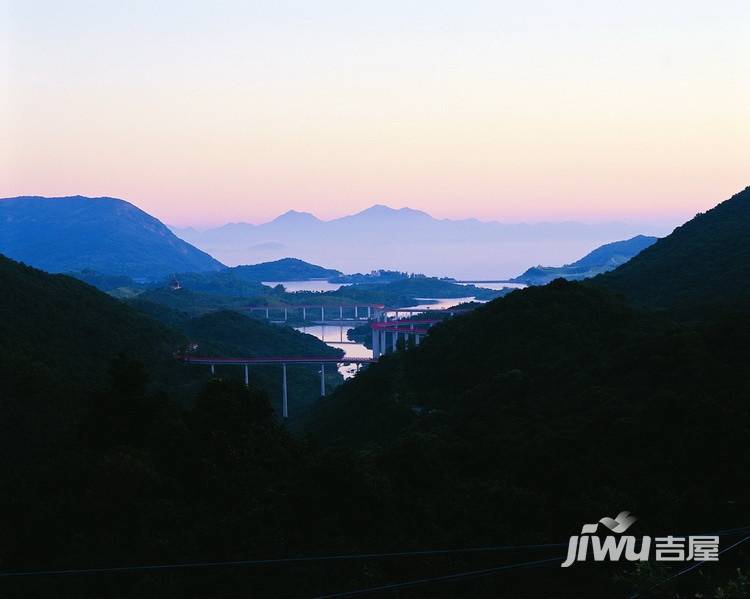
0,194,224,279
346,204,431,220
172,202,674,278
270,209,321,225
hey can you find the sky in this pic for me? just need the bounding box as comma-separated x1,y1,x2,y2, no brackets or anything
1,1,748,228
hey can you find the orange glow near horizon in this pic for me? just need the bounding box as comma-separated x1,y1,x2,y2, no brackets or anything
1,1,748,227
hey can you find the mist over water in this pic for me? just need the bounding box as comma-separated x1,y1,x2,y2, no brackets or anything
176,208,675,280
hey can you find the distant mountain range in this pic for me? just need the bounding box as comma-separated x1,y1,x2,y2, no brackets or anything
0,195,674,282
0,196,224,280
172,205,672,280
510,235,658,285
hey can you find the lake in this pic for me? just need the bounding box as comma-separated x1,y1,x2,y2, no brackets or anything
458,281,527,291
295,324,370,379
263,280,349,292
296,296,489,378
263,279,523,294
408,296,481,310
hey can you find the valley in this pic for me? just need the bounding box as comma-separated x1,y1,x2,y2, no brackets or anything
2,188,749,598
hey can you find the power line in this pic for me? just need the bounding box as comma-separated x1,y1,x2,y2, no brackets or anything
0,542,567,579
2,524,748,582
314,556,565,599
629,533,750,599
711,524,750,535
313,526,750,599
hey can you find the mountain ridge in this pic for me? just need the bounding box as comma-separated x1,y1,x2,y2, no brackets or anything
172,204,671,278
173,203,660,229
0,195,225,279
596,186,750,309
511,234,658,285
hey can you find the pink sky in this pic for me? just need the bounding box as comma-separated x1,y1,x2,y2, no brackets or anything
2,1,748,227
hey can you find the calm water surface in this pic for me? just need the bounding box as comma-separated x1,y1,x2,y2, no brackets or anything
263,280,349,292
458,281,527,291
408,296,481,310
294,324,370,379
296,297,487,378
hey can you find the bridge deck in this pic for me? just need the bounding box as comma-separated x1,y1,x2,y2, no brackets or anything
179,355,374,366
376,328,430,335
247,304,385,310
371,319,443,329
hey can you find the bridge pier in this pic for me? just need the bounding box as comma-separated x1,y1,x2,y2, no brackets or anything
339,306,343,319
282,363,288,419
355,306,358,318
181,356,375,420
392,330,397,352
284,308,288,320
302,307,306,320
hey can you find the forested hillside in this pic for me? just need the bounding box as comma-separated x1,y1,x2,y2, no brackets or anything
302,188,750,595
597,186,750,309
228,257,342,281
309,279,750,587
131,301,344,417
0,254,191,398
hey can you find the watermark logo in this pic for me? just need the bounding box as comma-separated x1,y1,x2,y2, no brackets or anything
561,511,719,568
